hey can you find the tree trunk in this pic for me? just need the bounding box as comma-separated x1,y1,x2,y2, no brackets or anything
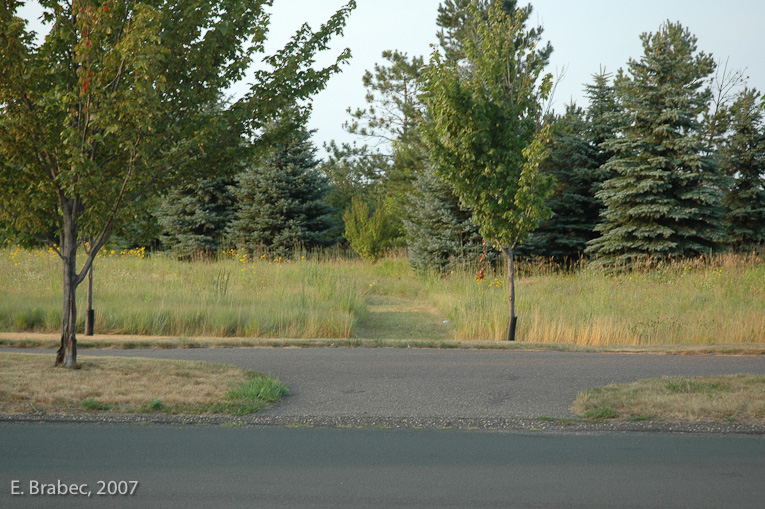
55,207,79,368
85,264,94,336
501,246,517,342
55,250,78,367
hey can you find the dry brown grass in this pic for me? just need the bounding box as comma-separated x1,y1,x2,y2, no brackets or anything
0,352,270,415
572,374,765,424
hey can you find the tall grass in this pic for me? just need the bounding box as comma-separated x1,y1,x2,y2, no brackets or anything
430,252,765,345
1,246,762,346
0,247,368,338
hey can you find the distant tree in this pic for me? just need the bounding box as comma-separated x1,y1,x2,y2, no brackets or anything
319,141,387,241
524,71,619,260
0,0,355,367
587,22,724,266
109,196,162,250
719,88,765,248
228,128,335,257
423,0,555,341
342,196,396,263
338,50,429,244
404,167,488,273
522,106,599,260
156,176,235,259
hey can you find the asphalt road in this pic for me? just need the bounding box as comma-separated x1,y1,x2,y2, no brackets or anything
2,348,765,508
2,423,765,508
51,347,765,421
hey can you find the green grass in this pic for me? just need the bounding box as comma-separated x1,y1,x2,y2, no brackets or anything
1,247,763,347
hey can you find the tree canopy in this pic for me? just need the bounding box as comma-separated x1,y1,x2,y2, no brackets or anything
0,0,356,366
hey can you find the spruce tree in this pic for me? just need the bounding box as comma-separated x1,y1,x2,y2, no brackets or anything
228,129,335,256
156,177,235,259
586,22,724,265
404,167,488,273
719,88,765,248
523,71,619,260
522,106,600,260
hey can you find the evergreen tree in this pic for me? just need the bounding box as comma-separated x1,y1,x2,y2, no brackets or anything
584,70,623,167
719,88,765,248
404,167,488,273
228,129,335,256
111,196,162,250
522,106,600,260
523,71,619,260
156,177,235,259
587,22,724,265
340,50,428,245
319,141,387,241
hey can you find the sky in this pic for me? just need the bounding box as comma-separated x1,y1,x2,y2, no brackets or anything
18,1,765,158
269,0,765,154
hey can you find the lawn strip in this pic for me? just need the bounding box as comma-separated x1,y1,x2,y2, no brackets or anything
0,352,286,416
572,374,765,424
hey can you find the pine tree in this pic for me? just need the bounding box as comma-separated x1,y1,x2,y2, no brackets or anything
719,88,765,248
340,50,428,246
319,141,387,241
228,129,335,256
586,22,724,265
404,167,488,273
156,177,235,259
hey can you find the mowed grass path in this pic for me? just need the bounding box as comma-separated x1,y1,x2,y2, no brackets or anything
1,247,763,347
354,295,452,341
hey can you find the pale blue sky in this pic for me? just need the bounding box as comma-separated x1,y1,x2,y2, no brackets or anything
275,0,764,153
18,1,765,156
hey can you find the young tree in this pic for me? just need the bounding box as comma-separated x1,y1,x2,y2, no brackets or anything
342,196,396,263
719,88,765,248
586,21,724,265
319,140,388,241
0,0,355,367
228,128,335,256
423,0,555,341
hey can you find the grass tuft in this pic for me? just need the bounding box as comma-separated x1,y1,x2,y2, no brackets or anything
80,398,112,411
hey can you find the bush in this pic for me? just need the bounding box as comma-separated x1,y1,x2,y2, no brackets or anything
343,197,397,262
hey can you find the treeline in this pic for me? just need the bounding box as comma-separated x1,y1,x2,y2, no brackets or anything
85,1,765,267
